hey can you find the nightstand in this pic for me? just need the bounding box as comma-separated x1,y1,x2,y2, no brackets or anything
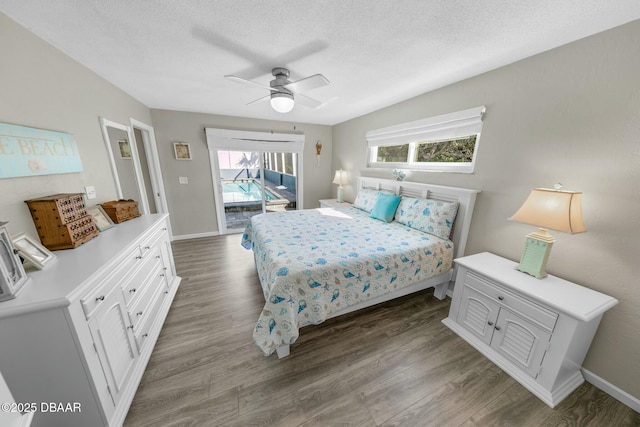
442,252,617,408
319,199,352,209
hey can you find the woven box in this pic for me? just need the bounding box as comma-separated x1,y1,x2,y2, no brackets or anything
25,193,99,250
100,199,141,224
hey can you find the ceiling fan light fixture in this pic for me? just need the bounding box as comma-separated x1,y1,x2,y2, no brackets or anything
270,92,294,113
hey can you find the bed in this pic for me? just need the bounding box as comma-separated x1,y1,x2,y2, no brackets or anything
242,177,479,358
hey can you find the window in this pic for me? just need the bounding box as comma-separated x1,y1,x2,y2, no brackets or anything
367,106,485,173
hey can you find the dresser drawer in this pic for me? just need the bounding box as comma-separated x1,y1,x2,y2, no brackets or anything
129,264,166,330
139,222,169,258
81,245,143,318
464,271,558,332
122,246,162,307
134,284,168,354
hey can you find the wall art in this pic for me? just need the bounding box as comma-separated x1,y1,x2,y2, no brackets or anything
0,122,84,178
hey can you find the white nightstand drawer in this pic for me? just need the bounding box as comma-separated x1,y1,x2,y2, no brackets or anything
465,271,558,333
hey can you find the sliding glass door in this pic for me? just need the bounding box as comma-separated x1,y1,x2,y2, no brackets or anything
206,128,304,235
215,149,299,232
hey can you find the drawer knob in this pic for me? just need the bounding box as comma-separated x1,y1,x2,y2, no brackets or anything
129,288,137,293
142,333,148,338
163,228,167,231
145,246,151,250
156,255,161,259
498,296,504,301
127,325,134,330
136,256,143,260
494,325,501,331
160,273,165,277
95,295,105,302
137,311,143,316
164,291,169,294
487,321,494,326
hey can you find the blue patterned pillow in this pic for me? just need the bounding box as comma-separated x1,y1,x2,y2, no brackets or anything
352,188,381,213
395,197,459,239
370,193,402,223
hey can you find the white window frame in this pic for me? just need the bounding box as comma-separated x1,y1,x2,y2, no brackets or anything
366,106,486,173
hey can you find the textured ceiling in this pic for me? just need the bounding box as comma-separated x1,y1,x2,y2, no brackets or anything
2,1,640,125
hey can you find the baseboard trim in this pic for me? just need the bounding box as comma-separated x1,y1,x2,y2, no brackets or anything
172,231,220,241
582,368,640,412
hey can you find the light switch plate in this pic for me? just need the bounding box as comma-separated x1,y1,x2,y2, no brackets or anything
84,186,96,199
179,176,188,184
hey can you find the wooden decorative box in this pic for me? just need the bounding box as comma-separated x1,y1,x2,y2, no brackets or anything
25,193,99,250
100,199,141,224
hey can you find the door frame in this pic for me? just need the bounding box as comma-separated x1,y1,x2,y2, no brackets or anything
99,117,150,215
129,119,169,215
205,128,305,234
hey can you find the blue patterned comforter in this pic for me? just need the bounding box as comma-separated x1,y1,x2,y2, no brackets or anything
241,206,454,356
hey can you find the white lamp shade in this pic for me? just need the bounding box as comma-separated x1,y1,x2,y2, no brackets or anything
332,169,349,185
510,188,586,234
270,93,294,113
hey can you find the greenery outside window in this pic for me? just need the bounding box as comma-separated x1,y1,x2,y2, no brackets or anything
367,106,485,173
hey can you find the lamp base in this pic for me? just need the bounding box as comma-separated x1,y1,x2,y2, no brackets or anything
336,186,344,203
516,228,555,279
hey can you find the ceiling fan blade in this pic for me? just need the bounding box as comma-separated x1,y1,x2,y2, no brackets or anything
246,94,270,105
295,93,323,109
225,75,286,93
284,74,329,94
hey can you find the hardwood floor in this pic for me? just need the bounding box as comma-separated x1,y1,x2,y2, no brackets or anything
124,235,639,426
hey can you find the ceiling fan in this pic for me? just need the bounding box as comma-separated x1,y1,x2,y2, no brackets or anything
225,67,329,113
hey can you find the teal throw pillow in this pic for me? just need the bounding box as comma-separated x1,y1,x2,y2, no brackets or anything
370,193,402,223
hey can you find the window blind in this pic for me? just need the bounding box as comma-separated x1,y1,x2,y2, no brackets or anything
366,106,485,148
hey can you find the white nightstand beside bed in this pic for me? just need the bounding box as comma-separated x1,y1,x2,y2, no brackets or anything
319,198,352,208
442,252,618,407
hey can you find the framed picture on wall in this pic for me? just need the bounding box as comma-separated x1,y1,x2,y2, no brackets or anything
12,233,56,270
118,139,132,159
0,222,30,301
173,142,192,160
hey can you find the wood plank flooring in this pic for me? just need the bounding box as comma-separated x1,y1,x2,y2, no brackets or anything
124,235,639,426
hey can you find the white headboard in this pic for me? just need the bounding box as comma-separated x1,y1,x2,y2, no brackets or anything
357,177,480,262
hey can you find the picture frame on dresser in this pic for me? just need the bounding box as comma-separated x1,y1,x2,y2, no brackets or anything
12,232,57,270
87,205,115,231
0,222,29,302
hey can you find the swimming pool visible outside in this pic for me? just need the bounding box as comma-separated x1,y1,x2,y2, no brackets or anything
222,180,278,203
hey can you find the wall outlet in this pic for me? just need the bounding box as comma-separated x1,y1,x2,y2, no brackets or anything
179,176,188,184
84,186,97,199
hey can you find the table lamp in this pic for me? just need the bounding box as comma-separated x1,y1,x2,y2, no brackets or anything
332,169,349,203
509,186,586,279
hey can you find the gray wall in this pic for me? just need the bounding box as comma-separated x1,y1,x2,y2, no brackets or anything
149,109,333,237
0,13,153,236
332,20,640,400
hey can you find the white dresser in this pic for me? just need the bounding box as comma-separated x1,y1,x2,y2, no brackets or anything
443,252,617,408
0,214,181,427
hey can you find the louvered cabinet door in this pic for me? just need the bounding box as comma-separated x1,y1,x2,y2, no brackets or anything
457,285,500,345
88,287,138,407
491,308,551,378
